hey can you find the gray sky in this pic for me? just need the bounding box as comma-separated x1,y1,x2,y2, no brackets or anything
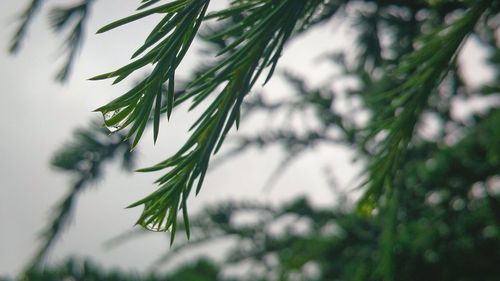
0,0,359,277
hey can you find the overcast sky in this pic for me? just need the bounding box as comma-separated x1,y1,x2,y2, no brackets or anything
0,1,364,277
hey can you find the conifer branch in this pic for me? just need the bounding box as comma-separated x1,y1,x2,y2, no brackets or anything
92,0,211,148
121,0,324,240
49,0,95,82
9,0,44,53
25,123,134,272
359,1,491,211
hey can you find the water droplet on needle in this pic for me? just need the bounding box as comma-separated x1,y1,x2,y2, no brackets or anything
102,109,127,133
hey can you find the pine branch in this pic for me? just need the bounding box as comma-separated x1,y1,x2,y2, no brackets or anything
10,0,94,82
24,122,134,272
49,0,95,82
359,1,491,210
9,0,44,53
124,0,324,241
92,0,211,147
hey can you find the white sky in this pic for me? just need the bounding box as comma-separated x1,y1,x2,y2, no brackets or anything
0,0,360,277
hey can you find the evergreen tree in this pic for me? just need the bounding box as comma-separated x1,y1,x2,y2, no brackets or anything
4,0,499,280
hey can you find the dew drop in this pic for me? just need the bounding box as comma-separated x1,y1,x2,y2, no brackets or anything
101,109,126,133
141,221,171,232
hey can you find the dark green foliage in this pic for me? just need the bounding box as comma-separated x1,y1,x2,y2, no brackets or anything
118,107,500,280
360,0,491,210
84,0,332,238
92,0,211,147
12,0,498,238
5,0,500,280
12,258,223,281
